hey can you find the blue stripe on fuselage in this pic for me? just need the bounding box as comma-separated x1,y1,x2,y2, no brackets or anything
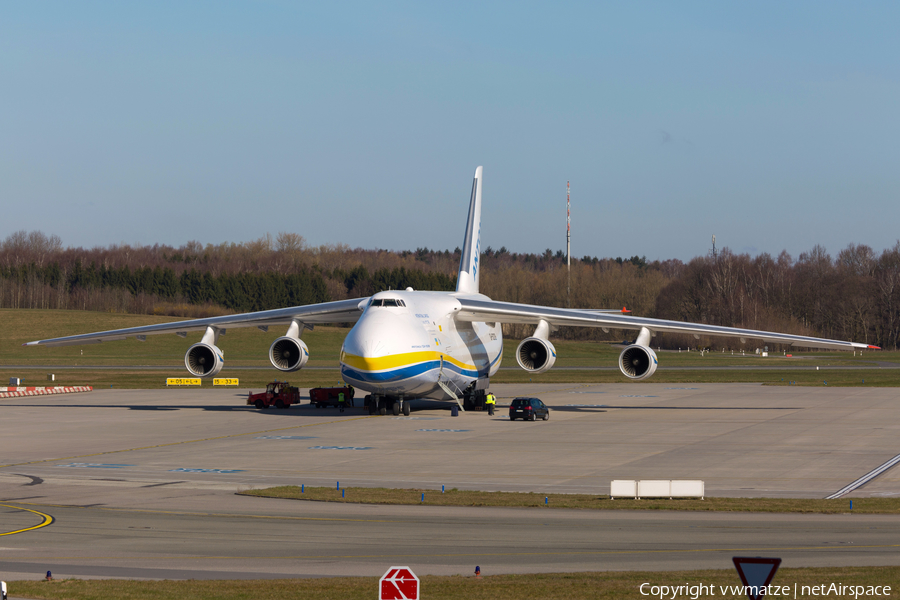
340,355,501,384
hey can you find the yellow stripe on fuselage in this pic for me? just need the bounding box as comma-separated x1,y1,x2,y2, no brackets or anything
340,350,476,373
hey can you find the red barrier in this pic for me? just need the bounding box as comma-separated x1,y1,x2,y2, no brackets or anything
0,386,93,398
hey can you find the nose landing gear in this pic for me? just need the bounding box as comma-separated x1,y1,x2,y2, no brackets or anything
365,395,411,416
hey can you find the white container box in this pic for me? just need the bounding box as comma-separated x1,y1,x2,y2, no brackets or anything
637,480,671,498
670,480,704,499
609,480,637,499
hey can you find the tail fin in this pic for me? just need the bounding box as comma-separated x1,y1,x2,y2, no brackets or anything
456,166,483,294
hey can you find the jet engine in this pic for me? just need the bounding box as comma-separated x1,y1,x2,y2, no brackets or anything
516,337,557,374
184,342,224,377
618,345,658,380
269,336,310,372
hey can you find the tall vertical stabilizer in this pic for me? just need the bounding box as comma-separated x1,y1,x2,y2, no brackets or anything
456,166,483,294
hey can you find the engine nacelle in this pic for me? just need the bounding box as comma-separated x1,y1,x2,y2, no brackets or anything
269,337,310,372
618,345,659,380
516,337,557,374
184,342,224,377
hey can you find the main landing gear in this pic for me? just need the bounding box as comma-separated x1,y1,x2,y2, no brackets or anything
364,395,411,416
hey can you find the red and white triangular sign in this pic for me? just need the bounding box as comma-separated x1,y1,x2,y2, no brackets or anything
732,557,781,600
379,566,419,600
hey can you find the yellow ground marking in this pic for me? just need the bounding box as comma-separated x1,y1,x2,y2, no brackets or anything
0,503,54,536
0,415,375,469
4,500,398,524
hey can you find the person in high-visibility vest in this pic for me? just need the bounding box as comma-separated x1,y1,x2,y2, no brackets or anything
485,392,496,416
338,391,345,413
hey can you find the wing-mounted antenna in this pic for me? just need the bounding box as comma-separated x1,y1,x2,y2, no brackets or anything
456,166,483,294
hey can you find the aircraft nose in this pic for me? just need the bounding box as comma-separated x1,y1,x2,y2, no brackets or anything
340,310,430,386
343,310,427,357
342,313,395,362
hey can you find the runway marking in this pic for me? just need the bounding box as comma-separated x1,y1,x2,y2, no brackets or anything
0,504,54,536
416,429,470,432
4,502,899,560
140,481,186,488
290,541,900,560
169,468,244,474
1,501,400,524
7,542,900,562
55,463,134,469
0,415,375,469
825,451,900,499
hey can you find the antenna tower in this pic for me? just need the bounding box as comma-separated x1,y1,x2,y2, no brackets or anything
711,234,717,262
566,181,571,307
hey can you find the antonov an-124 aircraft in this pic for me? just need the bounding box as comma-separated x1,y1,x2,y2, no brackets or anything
27,167,877,415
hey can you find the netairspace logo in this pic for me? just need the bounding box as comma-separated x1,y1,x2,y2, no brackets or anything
639,582,892,599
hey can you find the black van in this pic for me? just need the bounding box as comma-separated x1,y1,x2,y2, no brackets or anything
508,397,549,421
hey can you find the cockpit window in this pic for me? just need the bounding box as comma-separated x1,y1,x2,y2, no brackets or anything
369,298,406,308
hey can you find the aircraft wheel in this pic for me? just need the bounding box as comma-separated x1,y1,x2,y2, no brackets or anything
402,402,410,416
392,401,401,416
254,399,264,409
379,406,387,416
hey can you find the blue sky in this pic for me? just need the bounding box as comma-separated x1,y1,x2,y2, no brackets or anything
3,2,899,261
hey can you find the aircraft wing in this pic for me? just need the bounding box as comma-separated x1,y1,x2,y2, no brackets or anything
455,298,878,351
24,298,368,347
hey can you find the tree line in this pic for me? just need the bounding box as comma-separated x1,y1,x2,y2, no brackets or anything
2,230,898,349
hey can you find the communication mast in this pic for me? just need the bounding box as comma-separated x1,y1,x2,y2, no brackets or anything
566,181,571,307
710,234,717,262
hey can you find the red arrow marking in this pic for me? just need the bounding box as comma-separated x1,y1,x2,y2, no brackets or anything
379,567,419,600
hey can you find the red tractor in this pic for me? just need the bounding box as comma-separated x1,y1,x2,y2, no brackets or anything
247,381,300,410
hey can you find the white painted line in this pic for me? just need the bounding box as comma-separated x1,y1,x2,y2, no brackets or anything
825,452,900,499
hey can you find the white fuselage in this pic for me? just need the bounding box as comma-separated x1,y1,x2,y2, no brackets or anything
339,290,503,400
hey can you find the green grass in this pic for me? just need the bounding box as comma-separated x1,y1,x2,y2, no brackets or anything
2,309,348,389
240,486,900,514
1,308,349,367
8,567,900,600
500,336,892,368
490,367,900,386
3,309,897,389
